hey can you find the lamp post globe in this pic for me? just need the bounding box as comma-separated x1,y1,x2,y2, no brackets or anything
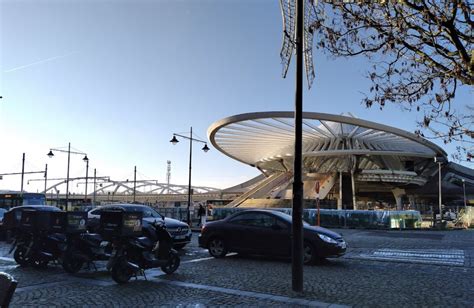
170,136,179,145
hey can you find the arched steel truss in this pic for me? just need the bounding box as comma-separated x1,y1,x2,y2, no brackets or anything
39,177,219,196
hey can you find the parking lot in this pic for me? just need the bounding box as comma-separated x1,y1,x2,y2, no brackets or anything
1,228,473,307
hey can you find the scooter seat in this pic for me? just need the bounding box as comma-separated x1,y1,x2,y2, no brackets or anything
136,236,154,248
48,233,66,242
81,233,103,246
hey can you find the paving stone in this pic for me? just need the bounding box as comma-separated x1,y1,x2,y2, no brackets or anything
0,228,472,307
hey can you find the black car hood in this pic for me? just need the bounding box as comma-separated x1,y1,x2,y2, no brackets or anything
142,217,188,228
305,225,342,239
163,217,188,228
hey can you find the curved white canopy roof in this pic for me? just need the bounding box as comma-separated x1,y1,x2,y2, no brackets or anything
208,112,446,177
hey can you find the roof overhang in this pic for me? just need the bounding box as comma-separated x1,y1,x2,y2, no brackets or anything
208,112,447,185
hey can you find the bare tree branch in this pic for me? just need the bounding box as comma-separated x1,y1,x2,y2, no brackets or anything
313,0,473,161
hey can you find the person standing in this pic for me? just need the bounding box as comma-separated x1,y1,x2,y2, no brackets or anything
198,204,206,226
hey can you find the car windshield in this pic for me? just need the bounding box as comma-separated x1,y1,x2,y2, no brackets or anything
266,211,310,226
104,205,163,219
143,207,163,219
0,208,6,219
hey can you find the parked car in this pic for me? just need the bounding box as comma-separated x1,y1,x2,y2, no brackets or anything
199,209,347,264
87,204,192,249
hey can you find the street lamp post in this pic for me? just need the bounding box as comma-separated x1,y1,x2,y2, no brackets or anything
47,142,88,211
84,156,89,203
462,179,467,208
434,156,447,228
133,166,137,203
44,164,48,194
170,127,210,226
93,168,97,206
20,153,25,195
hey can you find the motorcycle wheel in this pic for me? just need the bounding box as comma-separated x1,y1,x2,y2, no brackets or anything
161,253,180,274
111,263,133,284
14,246,30,267
62,255,84,274
31,256,49,268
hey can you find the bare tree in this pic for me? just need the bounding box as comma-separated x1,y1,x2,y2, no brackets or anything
311,0,473,160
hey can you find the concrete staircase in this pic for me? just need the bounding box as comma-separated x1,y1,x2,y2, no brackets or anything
225,172,292,208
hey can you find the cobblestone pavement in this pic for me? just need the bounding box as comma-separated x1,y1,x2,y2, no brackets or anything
1,228,473,307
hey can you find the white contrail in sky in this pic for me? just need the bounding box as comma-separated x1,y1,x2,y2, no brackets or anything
3,51,77,73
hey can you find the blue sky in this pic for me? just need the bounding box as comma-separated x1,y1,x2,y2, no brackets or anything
0,0,472,193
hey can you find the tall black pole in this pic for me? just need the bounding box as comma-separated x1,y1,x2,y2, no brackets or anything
463,179,467,208
133,166,137,203
292,0,304,293
66,142,71,211
44,164,48,194
438,161,442,227
187,127,193,226
20,153,25,195
93,168,97,205
84,159,89,202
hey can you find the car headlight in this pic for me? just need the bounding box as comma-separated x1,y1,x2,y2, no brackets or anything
318,234,338,244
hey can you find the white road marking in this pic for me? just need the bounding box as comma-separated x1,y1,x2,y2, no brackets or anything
0,256,15,262
182,253,237,264
0,265,17,271
350,249,465,266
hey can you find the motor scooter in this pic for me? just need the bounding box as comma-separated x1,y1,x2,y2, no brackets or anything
10,229,66,268
5,208,67,268
62,232,111,273
106,220,180,284
9,229,33,266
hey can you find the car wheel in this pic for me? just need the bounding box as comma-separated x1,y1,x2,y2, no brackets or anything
303,242,316,265
208,237,227,258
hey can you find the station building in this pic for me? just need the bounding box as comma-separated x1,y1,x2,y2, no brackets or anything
208,112,474,212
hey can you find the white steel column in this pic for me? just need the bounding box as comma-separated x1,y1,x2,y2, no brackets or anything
351,170,357,210
337,171,343,210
